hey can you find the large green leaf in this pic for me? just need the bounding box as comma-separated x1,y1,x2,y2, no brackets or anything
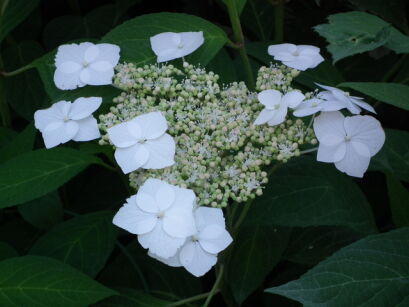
3,41,48,120
245,157,377,234
314,12,409,62
227,226,291,304
370,129,409,182
101,12,227,66
95,288,172,307
0,123,36,162
18,191,63,230
0,148,100,208
386,175,409,227
266,227,409,307
339,82,409,111
0,242,18,261
207,48,237,84
0,256,116,306
0,0,41,43
241,0,274,40
30,211,117,277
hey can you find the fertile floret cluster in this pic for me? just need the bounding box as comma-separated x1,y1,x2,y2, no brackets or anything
98,62,316,207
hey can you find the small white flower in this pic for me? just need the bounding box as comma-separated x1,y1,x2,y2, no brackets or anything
54,42,120,90
150,207,233,277
267,43,324,71
293,97,346,117
34,97,102,149
316,83,376,114
150,32,204,63
254,89,305,126
313,111,385,178
107,112,176,174
113,178,197,259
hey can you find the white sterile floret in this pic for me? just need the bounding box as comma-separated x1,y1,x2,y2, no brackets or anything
316,83,376,114
34,97,102,148
254,89,305,126
313,111,385,178
267,43,324,71
107,111,176,174
54,42,120,90
150,31,204,63
293,96,346,117
113,178,197,259
150,207,233,277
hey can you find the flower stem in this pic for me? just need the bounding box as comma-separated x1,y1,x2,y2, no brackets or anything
300,147,318,155
225,0,255,90
169,291,216,307
203,264,224,307
233,199,253,232
273,0,285,43
0,63,34,77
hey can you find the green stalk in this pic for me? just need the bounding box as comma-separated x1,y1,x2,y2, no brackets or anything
273,1,285,43
169,291,216,307
225,0,255,90
203,265,224,307
0,63,34,77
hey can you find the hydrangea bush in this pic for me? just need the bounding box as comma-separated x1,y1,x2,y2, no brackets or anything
0,1,408,306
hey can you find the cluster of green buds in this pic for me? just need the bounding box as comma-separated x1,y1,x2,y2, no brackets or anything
98,61,316,207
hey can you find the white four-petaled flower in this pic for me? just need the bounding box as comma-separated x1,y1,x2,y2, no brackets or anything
268,43,324,71
54,42,120,90
313,111,385,178
150,206,233,277
254,89,305,126
34,97,102,148
113,178,197,258
107,112,176,174
150,31,204,63
316,83,376,114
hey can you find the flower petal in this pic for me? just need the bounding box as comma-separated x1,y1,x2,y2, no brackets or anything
90,61,113,72
53,68,84,90
179,241,217,277
350,97,376,114
258,89,282,109
69,97,102,120
72,116,100,141
155,184,175,212
136,192,159,214
194,207,225,231
41,121,79,149
58,61,82,74
334,142,371,178
134,111,168,140
34,101,70,131
138,178,169,198
79,68,91,83
83,67,115,86
317,142,346,163
107,121,138,148
142,134,176,169
313,111,346,144
267,43,296,56
344,115,385,156
138,220,185,259
180,31,204,55
292,99,323,117
114,144,150,174
198,225,232,254
282,91,305,108
94,43,120,67
254,108,274,125
163,207,196,238
148,251,182,267
150,32,180,61
54,43,92,67
113,202,157,235
267,105,287,126
84,44,99,63
283,56,313,71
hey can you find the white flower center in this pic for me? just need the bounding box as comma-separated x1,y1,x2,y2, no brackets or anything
82,61,89,68
312,102,318,107
137,138,147,144
191,235,199,242
177,43,184,49
156,211,165,219
292,51,300,56
63,116,70,122
274,104,280,110
344,135,352,142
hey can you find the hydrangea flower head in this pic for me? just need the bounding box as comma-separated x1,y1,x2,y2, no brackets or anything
113,178,196,258
268,43,324,71
150,207,232,277
54,42,120,90
316,83,376,114
34,97,102,148
107,111,176,174
313,111,385,177
150,31,204,62
254,89,305,126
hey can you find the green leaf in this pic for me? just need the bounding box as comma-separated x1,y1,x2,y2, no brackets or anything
348,0,408,32
0,0,41,43
3,41,48,120
386,175,409,227
339,82,409,111
29,211,117,277
99,242,202,297
0,218,39,253
207,48,237,84
296,61,344,89
266,227,409,307
0,256,116,306
315,12,409,62
227,226,291,304
0,242,18,261
241,0,274,40
221,0,247,15
0,127,17,148
370,129,409,182
284,226,362,266
245,157,377,234
246,41,274,65
101,12,227,66
0,148,100,208
18,192,63,230
0,123,36,162
94,288,172,307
